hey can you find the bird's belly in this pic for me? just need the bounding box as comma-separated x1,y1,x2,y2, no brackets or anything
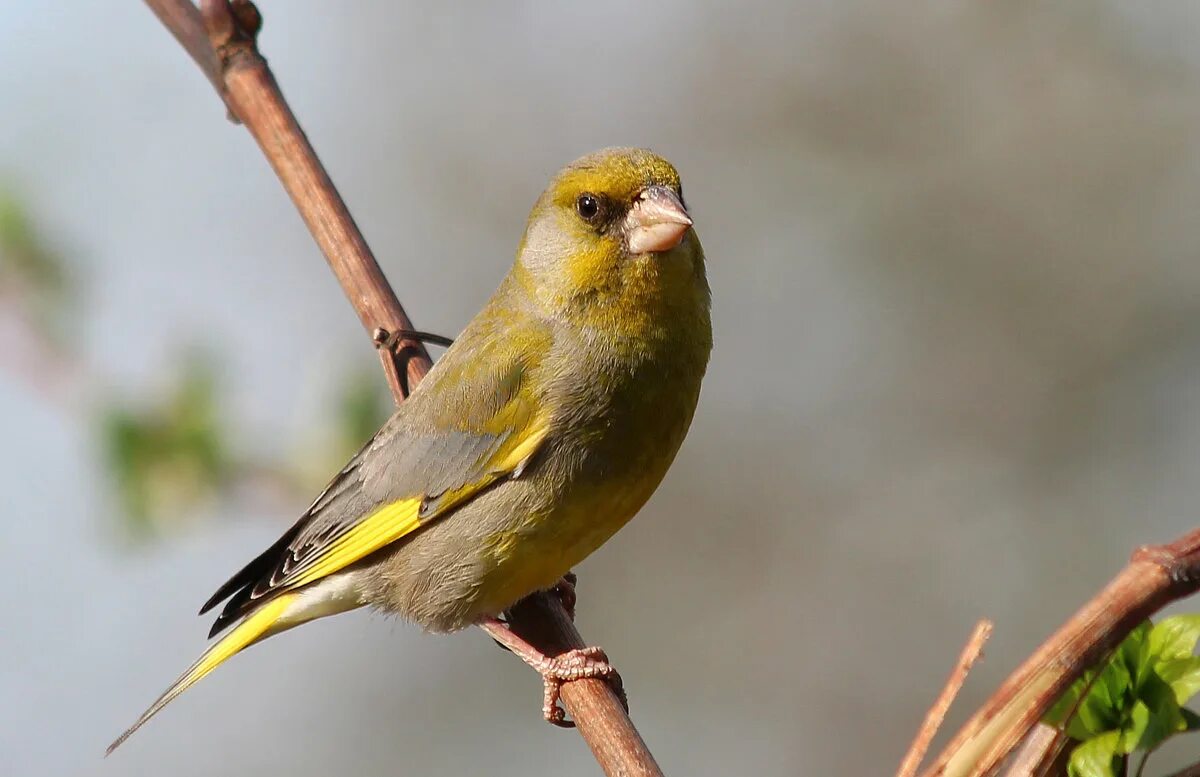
468,376,700,618
470,471,655,619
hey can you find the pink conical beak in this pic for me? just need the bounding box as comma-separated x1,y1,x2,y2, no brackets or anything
625,186,692,254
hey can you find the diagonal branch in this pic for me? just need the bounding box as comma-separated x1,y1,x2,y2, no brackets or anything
144,1,663,775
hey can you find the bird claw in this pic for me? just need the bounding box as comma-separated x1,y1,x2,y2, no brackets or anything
537,646,627,728
552,571,578,622
476,613,628,729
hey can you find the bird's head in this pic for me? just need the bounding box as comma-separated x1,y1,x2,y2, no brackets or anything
515,148,706,320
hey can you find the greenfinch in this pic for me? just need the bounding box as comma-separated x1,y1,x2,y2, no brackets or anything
109,147,711,751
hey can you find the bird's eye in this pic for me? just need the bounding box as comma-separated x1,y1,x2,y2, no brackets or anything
576,193,601,222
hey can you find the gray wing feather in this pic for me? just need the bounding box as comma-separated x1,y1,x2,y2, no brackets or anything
201,306,545,634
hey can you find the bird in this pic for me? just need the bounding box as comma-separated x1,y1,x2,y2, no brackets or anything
108,146,712,753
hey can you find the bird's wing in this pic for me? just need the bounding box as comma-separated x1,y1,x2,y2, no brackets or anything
107,313,555,755
201,319,552,636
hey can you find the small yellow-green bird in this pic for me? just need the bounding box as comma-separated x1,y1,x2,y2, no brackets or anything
108,147,711,752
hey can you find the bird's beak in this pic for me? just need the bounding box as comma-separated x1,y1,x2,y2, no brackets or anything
625,186,692,254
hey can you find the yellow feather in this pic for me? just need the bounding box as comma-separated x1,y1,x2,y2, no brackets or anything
289,497,423,588
289,423,549,591
107,593,297,755
495,420,549,474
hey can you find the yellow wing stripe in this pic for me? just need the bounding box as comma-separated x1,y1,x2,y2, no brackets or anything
495,420,549,473
286,422,550,592
288,497,423,588
107,593,297,755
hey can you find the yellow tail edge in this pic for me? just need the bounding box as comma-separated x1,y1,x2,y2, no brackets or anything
106,593,297,755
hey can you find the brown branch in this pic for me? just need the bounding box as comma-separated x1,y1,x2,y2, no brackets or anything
143,0,232,116
1000,724,1068,777
508,592,663,772
897,620,993,777
145,2,661,775
1167,760,1200,777
196,0,427,402
919,528,1200,777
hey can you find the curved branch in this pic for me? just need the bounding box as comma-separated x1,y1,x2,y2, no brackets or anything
920,528,1200,777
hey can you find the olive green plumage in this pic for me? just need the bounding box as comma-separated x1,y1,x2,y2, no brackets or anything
110,147,711,751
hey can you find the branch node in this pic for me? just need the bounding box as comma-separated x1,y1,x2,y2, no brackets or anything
1132,542,1200,588
201,0,262,69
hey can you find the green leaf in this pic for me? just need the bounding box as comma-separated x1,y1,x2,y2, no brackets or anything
1048,627,1147,739
1043,619,1199,745
1182,707,1200,731
1046,680,1092,736
1068,731,1121,777
1119,690,1183,754
1047,664,1126,740
1157,656,1200,706
1147,615,1200,664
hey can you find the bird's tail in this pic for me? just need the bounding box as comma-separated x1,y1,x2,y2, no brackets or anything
106,592,301,755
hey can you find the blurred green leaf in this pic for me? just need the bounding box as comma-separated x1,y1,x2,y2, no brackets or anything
0,188,72,334
333,368,391,460
100,354,229,537
1067,730,1120,777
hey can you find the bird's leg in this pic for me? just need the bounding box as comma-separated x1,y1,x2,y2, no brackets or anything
552,571,578,621
478,616,627,728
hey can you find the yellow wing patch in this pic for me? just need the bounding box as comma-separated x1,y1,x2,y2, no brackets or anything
288,497,423,588
285,419,550,592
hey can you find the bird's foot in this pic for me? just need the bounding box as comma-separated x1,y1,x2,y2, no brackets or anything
535,646,626,727
478,616,627,728
552,571,578,621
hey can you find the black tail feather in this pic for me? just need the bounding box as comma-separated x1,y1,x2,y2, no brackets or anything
198,529,297,634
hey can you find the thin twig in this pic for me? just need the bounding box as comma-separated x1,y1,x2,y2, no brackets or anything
920,529,1200,777
145,2,662,775
897,620,993,777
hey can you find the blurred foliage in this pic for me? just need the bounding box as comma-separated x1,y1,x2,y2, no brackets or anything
331,368,392,465
0,189,396,535
1045,615,1200,777
0,187,72,337
98,357,395,537
101,355,229,538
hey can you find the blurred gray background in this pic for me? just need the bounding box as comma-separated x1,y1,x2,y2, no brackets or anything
3,2,1200,775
